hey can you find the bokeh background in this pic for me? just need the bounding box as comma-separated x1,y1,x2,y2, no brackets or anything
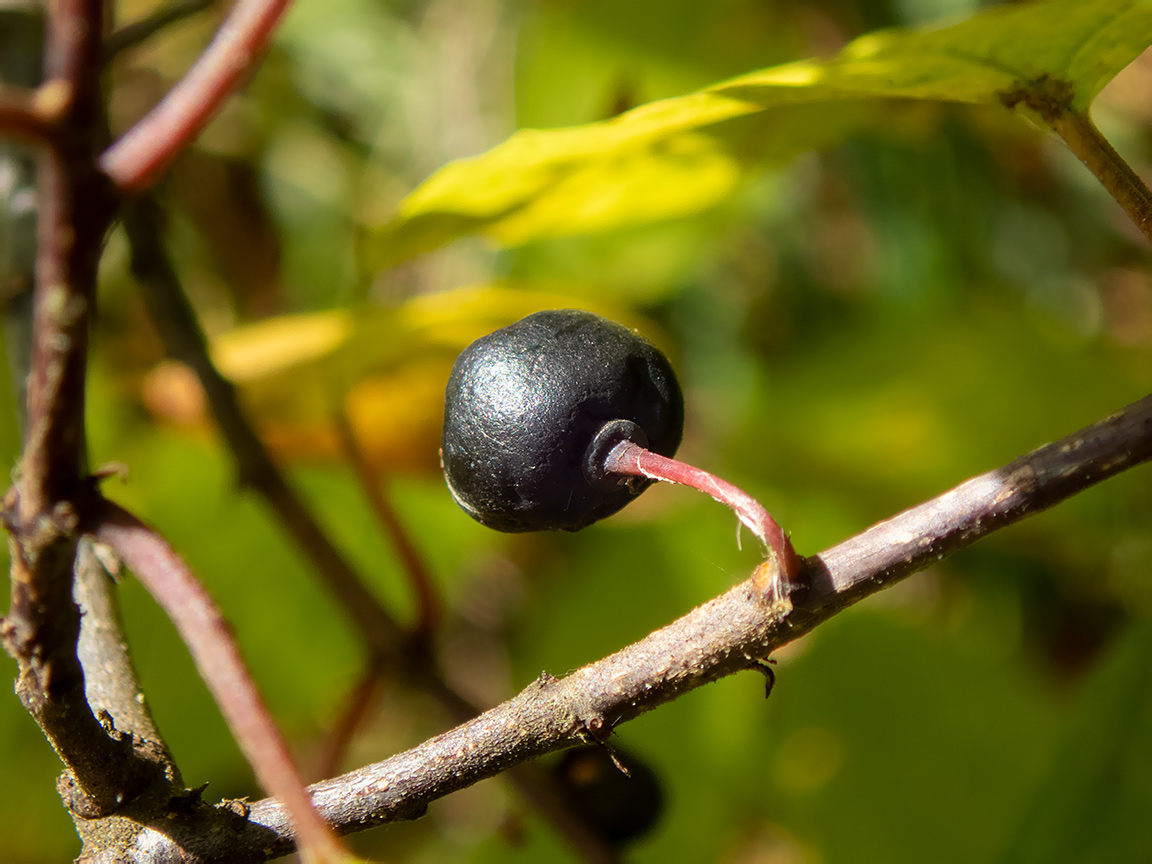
3,0,1152,861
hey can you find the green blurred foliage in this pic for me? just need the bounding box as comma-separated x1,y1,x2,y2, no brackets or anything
3,0,1152,862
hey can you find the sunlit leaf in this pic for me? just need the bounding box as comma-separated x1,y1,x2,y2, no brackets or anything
366,0,1152,266
715,0,1151,108
485,133,741,245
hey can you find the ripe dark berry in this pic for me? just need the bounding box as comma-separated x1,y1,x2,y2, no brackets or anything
441,309,684,533
551,745,664,847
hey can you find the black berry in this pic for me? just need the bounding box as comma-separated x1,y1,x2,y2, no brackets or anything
551,745,664,847
441,309,684,532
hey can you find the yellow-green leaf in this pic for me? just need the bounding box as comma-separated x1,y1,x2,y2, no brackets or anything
716,0,1150,108
365,0,1152,267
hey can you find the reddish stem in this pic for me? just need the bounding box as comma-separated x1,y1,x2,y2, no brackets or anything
100,0,294,193
88,498,349,862
334,411,440,640
603,441,799,605
316,661,384,781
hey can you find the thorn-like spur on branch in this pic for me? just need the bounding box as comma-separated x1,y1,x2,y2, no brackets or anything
85,497,351,863
603,440,801,608
100,0,295,193
225,393,1150,853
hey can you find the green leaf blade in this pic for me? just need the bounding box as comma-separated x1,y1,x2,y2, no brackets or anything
365,0,1152,268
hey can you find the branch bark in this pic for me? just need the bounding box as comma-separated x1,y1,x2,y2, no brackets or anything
74,539,178,774
253,390,1152,837
2,0,164,820
73,392,1152,860
85,498,348,861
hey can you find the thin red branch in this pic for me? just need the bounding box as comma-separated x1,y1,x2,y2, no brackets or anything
88,498,349,862
335,411,441,639
316,661,385,780
21,0,112,517
318,414,441,780
22,146,88,517
52,0,104,96
100,0,295,193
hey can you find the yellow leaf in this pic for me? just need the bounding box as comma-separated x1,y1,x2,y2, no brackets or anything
365,0,1152,264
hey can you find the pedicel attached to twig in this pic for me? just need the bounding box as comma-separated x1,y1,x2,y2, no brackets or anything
601,439,799,613
440,309,801,610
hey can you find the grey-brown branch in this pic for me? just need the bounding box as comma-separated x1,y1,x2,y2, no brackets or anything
82,393,1152,862
2,0,163,821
